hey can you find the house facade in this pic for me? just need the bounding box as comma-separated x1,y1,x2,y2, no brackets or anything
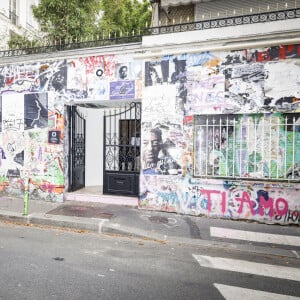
0,0,299,225
0,0,41,50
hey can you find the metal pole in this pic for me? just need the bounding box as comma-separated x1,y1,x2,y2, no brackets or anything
23,176,29,216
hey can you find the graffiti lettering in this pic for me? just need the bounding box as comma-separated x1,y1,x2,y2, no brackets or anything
2,118,24,131
275,210,300,224
200,189,226,214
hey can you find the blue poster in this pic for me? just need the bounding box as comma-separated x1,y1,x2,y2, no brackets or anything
110,80,135,100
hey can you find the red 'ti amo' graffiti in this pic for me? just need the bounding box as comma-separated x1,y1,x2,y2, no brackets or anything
201,189,289,218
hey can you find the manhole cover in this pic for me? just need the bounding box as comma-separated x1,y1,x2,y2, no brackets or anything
148,216,168,224
47,205,113,219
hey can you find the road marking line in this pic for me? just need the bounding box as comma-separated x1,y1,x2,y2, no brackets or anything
292,250,300,259
98,220,108,233
193,255,300,281
210,227,300,247
214,283,300,300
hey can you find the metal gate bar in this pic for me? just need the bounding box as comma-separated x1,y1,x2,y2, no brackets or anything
194,113,300,181
103,102,141,196
68,106,86,191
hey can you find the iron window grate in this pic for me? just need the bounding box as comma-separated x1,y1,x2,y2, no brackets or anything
193,113,300,181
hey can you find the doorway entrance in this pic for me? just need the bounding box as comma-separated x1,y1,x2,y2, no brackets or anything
68,105,86,192
103,102,141,196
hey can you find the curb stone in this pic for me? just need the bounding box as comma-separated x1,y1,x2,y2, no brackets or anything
1,210,299,260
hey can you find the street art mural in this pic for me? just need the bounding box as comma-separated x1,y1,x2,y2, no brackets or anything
0,92,64,201
0,54,143,201
0,42,299,224
140,44,300,225
139,175,300,225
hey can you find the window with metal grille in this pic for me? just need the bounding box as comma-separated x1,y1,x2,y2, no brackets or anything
193,113,300,181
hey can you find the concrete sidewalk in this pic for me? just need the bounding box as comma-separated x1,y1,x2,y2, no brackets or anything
0,196,299,259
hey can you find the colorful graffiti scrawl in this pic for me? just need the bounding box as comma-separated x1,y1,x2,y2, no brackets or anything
0,55,143,102
0,53,142,200
141,44,300,224
0,92,64,201
139,175,300,225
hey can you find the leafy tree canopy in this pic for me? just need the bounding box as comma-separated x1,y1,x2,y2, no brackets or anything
8,0,152,48
99,0,151,35
32,0,102,43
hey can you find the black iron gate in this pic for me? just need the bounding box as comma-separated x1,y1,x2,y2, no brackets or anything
103,102,141,196
68,106,86,192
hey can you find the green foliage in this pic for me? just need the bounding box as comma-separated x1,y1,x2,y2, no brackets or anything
8,32,40,49
99,0,151,36
8,0,152,49
32,0,102,43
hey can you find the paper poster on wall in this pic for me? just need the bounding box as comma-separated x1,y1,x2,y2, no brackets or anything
110,80,135,100
143,85,177,119
141,121,183,175
24,93,48,130
2,93,24,132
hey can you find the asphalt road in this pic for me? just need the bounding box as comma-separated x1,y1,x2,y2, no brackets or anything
0,222,299,300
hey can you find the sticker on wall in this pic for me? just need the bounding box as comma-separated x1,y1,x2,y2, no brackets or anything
7,168,20,177
48,130,61,144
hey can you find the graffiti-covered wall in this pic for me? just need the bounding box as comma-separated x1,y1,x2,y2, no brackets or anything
0,53,143,201
139,44,300,225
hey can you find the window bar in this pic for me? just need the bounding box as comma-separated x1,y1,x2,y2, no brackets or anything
200,127,203,176
246,116,250,176
254,116,257,175
212,117,215,176
225,116,229,177
276,117,280,179
194,127,198,176
219,118,222,176
292,116,296,179
232,117,236,177
284,116,288,178
205,117,208,176
200,127,204,176
261,116,265,177
268,116,272,179
239,117,243,177
195,125,198,175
